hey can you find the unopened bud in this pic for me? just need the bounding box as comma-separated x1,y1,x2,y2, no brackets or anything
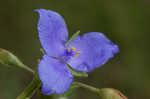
0,48,34,73
99,88,127,99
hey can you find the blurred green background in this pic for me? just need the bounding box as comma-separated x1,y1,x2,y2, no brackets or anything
0,0,150,99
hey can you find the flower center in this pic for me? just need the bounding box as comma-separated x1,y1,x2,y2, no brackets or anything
60,47,82,63
66,47,82,58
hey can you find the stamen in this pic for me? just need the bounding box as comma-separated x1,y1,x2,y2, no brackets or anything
66,46,82,58
74,51,82,58
72,47,76,52
74,52,79,58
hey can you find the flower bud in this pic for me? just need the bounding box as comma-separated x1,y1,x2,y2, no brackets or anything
0,48,34,73
99,88,127,99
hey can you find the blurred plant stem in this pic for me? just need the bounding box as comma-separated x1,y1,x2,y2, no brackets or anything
21,64,35,74
73,82,100,95
17,73,41,99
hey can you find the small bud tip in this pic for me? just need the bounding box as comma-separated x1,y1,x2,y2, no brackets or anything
99,88,127,99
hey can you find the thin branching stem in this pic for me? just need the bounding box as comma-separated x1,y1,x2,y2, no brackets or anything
73,82,100,95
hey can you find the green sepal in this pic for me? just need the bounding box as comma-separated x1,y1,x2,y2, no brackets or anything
66,30,80,47
67,64,88,77
69,68,88,77
40,48,45,55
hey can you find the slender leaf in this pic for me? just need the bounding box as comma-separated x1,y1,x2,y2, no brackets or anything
17,74,41,99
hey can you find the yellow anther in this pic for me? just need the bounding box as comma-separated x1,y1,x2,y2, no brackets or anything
72,47,76,52
74,52,79,58
67,48,71,52
74,51,82,58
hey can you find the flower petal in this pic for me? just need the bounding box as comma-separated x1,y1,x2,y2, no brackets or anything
38,55,73,95
67,32,119,72
35,9,68,57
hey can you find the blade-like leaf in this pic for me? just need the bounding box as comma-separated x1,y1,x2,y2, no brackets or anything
17,74,41,99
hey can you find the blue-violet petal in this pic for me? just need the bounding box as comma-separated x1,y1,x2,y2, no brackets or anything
38,55,73,95
67,32,119,72
35,9,68,57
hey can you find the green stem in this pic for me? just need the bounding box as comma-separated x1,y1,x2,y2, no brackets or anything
16,74,41,99
73,82,100,95
22,64,35,74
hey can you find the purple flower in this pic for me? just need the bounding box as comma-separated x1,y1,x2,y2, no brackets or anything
35,9,119,95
